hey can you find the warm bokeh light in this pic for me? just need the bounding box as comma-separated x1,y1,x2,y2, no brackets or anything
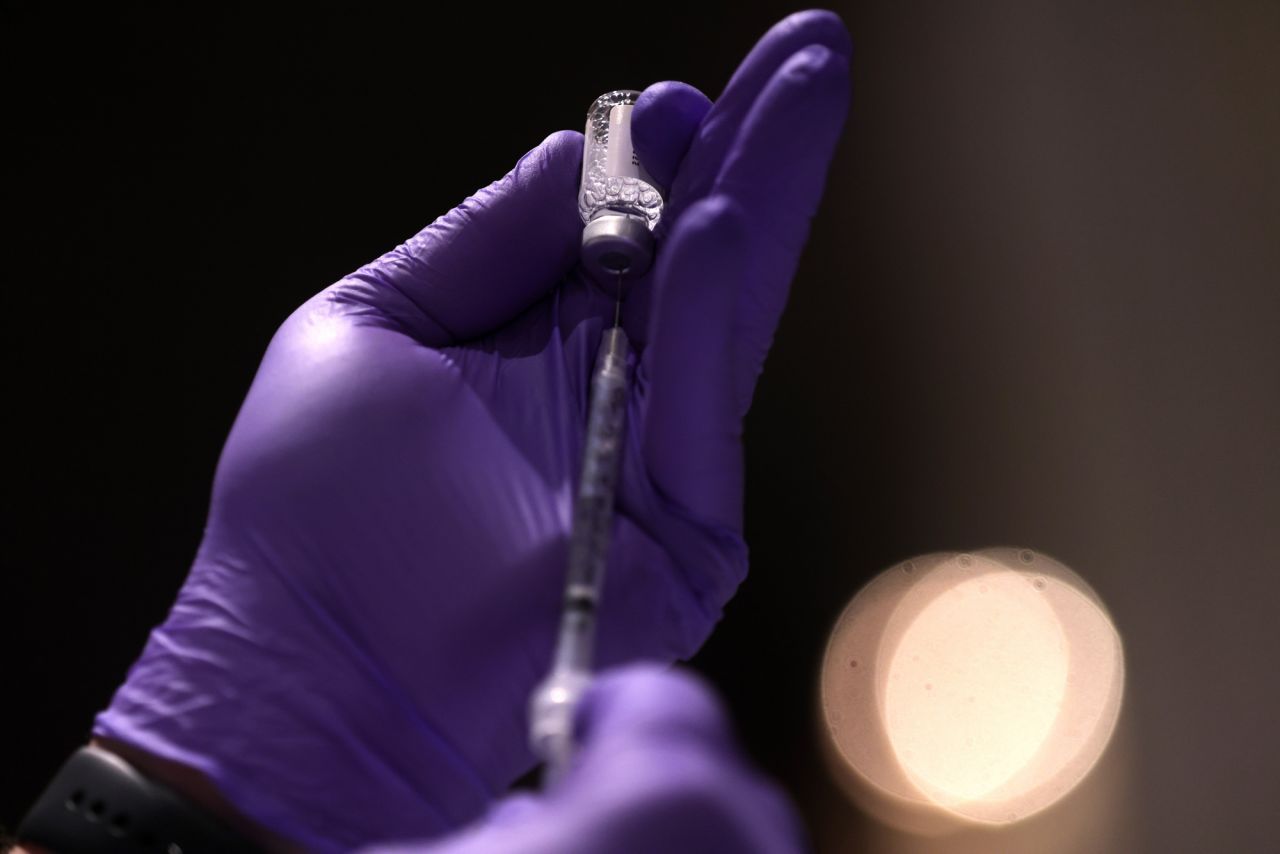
884,567,1069,807
820,549,1124,830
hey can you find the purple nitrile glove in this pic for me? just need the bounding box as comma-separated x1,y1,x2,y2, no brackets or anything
362,665,806,854
93,9,850,852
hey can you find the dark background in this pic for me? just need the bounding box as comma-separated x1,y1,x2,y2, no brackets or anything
5,2,1278,851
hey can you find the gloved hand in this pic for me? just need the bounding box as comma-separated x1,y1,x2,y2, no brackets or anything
364,665,805,854
93,9,850,852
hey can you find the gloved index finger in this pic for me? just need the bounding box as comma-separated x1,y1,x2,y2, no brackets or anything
632,81,713,195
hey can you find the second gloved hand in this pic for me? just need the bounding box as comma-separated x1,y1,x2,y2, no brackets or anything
93,10,851,852
364,666,806,854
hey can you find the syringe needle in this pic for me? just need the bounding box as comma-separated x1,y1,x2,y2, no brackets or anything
613,271,623,329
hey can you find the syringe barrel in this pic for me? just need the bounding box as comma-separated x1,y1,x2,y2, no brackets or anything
529,327,631,774
563,327,630,617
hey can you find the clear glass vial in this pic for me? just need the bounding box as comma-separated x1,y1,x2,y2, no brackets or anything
579,90,665,277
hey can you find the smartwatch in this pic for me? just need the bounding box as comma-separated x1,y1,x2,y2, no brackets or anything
16,746,263,853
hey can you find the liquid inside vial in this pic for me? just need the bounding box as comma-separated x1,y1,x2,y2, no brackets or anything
579,90,664,228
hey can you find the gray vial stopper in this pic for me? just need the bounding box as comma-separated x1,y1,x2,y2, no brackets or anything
582,213,655,278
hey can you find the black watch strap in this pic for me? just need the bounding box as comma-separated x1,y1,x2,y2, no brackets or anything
17,746,263,853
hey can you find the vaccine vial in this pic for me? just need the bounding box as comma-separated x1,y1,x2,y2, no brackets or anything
579,90,665,278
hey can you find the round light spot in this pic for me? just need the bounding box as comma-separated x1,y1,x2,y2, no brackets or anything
820,548,1124,828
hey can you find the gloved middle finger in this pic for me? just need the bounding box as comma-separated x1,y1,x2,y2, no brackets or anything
666,9,852,219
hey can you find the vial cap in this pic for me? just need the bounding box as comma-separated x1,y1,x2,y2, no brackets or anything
582,213,655,278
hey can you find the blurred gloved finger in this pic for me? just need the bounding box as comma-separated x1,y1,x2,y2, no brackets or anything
555,664,805,854
639,195,750,531
714,42,850,416
632,81,713,193
359,666,805,854
573,663,735,754
667,10,851,219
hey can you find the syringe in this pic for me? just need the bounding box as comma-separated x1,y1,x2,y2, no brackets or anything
528,90,664,784
528,278,630,784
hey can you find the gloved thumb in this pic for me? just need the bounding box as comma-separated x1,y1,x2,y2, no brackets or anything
335,130,586,346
